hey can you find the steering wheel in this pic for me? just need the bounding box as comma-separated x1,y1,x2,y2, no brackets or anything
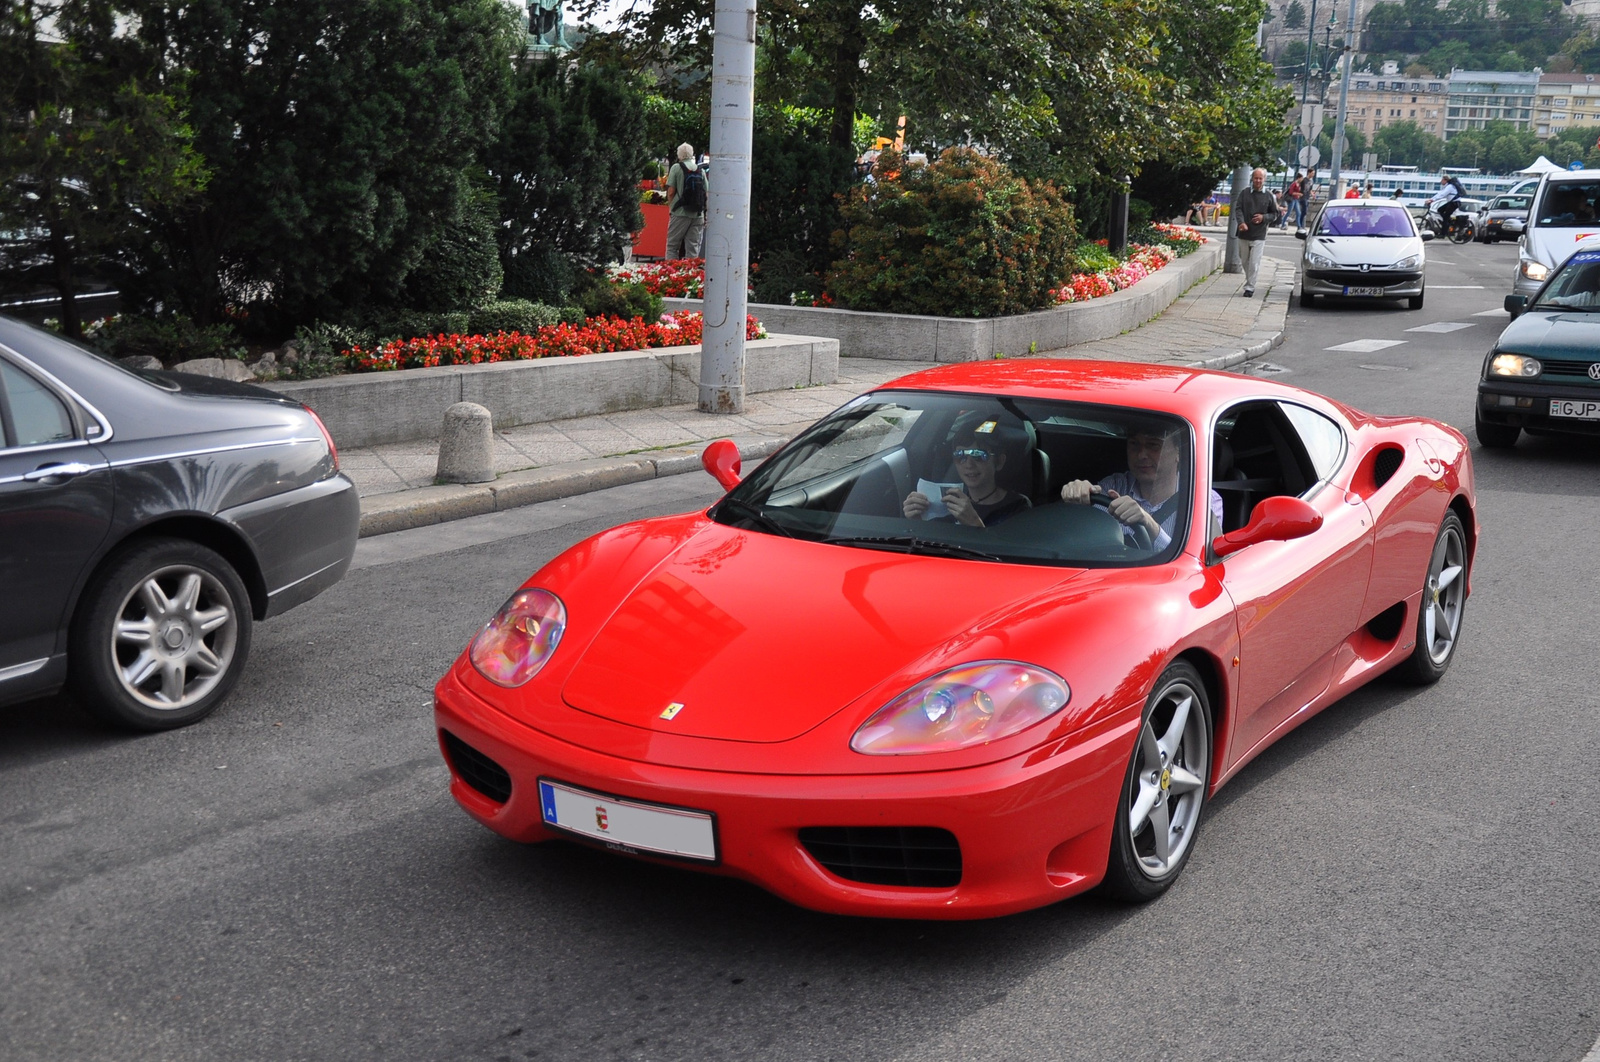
1089,491,1154,552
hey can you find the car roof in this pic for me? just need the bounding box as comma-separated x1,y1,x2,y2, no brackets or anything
872,359,1350,427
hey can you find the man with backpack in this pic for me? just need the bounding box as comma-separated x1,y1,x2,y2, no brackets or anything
1282,172,1304,230
1429,174,1465,237
666,143,709,260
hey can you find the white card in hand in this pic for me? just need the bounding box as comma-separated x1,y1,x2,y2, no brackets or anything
917,479,964,519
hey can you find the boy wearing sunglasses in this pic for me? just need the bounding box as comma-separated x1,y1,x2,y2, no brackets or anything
902,423,1031,528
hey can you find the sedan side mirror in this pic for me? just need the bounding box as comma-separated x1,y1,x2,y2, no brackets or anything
702,438,743,491
1420,231,1435,242
1211,496,1323,558
1504,293,1528,318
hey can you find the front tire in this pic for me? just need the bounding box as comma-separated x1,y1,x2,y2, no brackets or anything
1397,512,1467,686
1300,290,1316,308
70,538,254,731
1474,411,1520,449
1408,289,1425,310
1102,661,1213,902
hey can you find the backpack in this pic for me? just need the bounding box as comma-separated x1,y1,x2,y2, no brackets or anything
679,164,707,213
1449,176,1464,196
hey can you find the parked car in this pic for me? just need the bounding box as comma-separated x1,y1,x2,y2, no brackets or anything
1475,192,1533,244
434,360,1477,918
1513,170,1600,300
1298,199,1433,309
1480,248,1600,448
0,315,359,729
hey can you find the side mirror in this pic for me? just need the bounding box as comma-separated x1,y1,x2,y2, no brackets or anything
1504,293,1528,318
701,439,742,491
1211,496,1322,558
1294,230,1308,240
1420,231,1435,242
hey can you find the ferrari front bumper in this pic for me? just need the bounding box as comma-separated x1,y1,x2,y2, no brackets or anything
433,665,1135,920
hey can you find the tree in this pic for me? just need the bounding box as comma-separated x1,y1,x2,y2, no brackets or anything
128,0,521,334
486,60,649,304
1284,0,1305,29
1444,134,1485,169
1373,121,1443,168
0,0,206,337
1487,135,1526,174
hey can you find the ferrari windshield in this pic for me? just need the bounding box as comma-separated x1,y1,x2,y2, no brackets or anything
1530,250,1600,312
711,390,1197,567
1314,205,1414,237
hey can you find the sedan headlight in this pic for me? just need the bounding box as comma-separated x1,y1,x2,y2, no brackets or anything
1489,352,1542,378
1520,260,1550,281
470,588,566,687
1306,252,1337,270
850,661,1070,755
1392,254,1422,270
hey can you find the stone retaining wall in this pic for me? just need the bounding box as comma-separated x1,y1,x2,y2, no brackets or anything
264,334,838,449
664,240,1221,362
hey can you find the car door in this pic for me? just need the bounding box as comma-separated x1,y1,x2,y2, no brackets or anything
1213,401,1375,762
0,353,113,696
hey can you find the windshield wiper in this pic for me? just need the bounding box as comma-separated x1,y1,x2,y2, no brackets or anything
827,534,1003,562
716,497,797,537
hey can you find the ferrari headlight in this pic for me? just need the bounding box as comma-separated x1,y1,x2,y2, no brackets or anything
1306,252,1337,270
469,588,566,687
1393,254,1422,270
1520,259,1549,281
1489,352,1541,378
850,662,1070,755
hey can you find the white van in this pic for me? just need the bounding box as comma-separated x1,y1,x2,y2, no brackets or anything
1513,170,1600,298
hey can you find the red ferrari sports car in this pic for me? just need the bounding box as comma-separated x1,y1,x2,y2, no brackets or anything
433,360,1477,919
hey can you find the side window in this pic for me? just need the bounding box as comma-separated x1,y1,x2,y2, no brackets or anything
1278,403,1346,482
1212,402,1317,533
0,359,76,449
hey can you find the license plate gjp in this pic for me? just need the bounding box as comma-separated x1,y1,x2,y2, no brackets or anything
1550,399,1600,421
1343,285,1385,296
538,778,718,862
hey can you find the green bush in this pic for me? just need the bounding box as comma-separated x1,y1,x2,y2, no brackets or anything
467,299,564,335
1072,241,1119,273
358,309,471,342
572,275,662,322
90,314,247,366
826,148,1078,317
401,182,504,312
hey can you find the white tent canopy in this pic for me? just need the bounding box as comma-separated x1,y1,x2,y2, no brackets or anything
1517,156,1565,176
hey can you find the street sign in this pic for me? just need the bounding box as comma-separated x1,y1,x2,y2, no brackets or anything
1298,145,1322,168
1300,104,1324,141
1362,152,1377,171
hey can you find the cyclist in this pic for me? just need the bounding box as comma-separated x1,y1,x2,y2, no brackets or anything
1429,174,1465,237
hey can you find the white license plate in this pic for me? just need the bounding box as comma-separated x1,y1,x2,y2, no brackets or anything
1550,399,1600,421
1343,285,1385,296
538,778,718,862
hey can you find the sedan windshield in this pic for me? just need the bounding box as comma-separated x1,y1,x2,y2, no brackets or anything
1531,250,1600,312
1315,205,1414,237
711,390,1196,567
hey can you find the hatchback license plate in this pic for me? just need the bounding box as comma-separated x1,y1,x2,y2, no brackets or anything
538,778,717,862
1551,399,1600,421
1343,285,1385,296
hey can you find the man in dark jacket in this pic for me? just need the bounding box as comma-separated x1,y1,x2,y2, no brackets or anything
1234,167,1280,297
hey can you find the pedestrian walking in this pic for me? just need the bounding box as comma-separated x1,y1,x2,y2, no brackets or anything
1283,172,1306,229
1233,167,1279,298
666,143,709,260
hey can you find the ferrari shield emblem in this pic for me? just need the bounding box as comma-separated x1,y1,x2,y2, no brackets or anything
660,702,685,720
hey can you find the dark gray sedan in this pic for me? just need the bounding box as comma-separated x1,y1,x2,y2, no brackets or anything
0,315,359,729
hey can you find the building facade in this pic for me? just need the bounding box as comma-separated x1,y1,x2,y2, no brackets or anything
1445,69,1540,139
1534,72,1600,139
1340,68,1449,140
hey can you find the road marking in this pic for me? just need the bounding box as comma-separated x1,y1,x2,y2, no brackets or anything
1428,284,1486,289
1583,1031,1600,1062
1404,321,1475,333
1359,364,1410,371
1473,308,1509,316
1325,339,1407,352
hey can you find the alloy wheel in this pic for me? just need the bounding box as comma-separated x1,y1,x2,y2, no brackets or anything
110,564,239,710
1126,679,1210,880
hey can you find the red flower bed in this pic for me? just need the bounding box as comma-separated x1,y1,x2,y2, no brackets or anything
345,312,767,373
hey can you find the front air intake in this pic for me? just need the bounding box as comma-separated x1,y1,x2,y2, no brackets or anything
441,731,513,805
799,826,962,887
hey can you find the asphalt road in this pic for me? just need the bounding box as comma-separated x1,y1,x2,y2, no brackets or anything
5,239,1598,1062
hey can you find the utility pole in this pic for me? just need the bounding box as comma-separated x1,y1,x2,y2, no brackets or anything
1327,0,1359,197
698,0,757,414
1289,0,1321,191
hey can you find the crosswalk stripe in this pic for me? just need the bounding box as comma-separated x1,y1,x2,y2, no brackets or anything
1404,322,1475,333
1325,339,1408,352
1472,308,1509,316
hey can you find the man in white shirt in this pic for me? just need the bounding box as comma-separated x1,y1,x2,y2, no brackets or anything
1060,422,1225,551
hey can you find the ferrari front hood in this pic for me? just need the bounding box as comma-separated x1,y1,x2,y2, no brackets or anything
561,525,1082,743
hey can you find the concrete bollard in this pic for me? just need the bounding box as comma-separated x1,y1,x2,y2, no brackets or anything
435,402,495,484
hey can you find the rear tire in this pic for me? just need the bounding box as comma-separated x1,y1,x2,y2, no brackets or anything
1474,412,1520,449
70,537,253,731
1102,661,1212,902
1397,512,1467,686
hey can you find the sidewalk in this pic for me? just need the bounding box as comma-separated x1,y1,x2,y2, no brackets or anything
351,253,1294,536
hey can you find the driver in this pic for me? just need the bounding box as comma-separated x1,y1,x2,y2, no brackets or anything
1060,420,1224,550
903,421,1032,528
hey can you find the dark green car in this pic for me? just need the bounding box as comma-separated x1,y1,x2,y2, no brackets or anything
1478,248,1600,448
